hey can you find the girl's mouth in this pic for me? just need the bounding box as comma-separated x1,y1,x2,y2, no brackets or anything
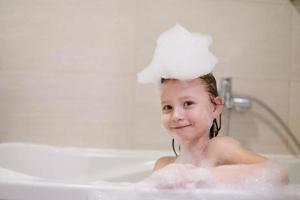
172,124,192,130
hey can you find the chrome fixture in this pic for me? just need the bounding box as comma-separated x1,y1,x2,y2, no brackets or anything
219,77,300,154
220,77,233,109
220,77,252,112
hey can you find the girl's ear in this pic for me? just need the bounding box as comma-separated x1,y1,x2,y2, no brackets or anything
212,96,223,118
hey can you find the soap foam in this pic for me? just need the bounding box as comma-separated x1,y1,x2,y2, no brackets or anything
89,161,298,200
137,161,289,192
138,24,218,84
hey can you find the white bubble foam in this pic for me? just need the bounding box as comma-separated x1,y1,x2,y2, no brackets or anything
137,161,289,191
88,164,300,200
138,24,218,84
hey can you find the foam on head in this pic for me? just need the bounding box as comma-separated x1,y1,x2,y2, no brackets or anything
137,24,218,84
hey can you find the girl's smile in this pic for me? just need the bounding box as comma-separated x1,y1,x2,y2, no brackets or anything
171,124,193,130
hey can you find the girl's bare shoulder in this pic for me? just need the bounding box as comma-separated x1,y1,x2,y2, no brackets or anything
208,136,241,148
206,136,241,155
206,136,266,165
153,156,176,171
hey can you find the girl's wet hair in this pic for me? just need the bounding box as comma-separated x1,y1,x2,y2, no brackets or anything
161,73,222,157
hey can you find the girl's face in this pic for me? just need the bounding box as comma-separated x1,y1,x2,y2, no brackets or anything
160,78,222,144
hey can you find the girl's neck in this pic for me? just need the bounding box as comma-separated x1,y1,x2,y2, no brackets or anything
176,134,210,166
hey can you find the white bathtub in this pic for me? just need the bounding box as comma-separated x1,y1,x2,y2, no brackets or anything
0,142,299,200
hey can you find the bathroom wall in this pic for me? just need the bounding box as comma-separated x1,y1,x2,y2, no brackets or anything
0,0,299,154
0,0,137,148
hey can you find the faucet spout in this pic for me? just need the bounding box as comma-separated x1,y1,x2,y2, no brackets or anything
220,77,233,109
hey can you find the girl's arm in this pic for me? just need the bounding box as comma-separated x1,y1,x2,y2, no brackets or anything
207,161,289,186
207,136,266,165
206,136,289,185
153,156,176,171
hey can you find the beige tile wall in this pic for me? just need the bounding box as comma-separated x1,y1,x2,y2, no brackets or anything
0,0,137,148
290,2,300,153
0,0,299,154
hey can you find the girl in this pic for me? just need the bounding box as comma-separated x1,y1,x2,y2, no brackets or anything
137,24,288,189
141,74,288,189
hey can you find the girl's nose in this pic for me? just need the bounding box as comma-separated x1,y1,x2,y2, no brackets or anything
171,108,184,122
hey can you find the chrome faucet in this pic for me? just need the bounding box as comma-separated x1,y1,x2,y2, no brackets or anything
219,77,252,136
220,77,252,112
220,78,234,109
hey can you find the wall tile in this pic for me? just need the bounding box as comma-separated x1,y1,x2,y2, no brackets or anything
231,79,289,121
0,0,137,148
0,117,133,148
229,110,293,154
0,71,135,147
291,5,300,81
211,1,292,81
131,84,169,149
289,81,300,145
0,0,136,74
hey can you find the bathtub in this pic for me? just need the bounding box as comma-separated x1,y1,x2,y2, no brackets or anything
0,142,299,200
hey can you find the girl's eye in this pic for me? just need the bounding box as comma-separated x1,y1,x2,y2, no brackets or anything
162,105,172,112
183,101,194,108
